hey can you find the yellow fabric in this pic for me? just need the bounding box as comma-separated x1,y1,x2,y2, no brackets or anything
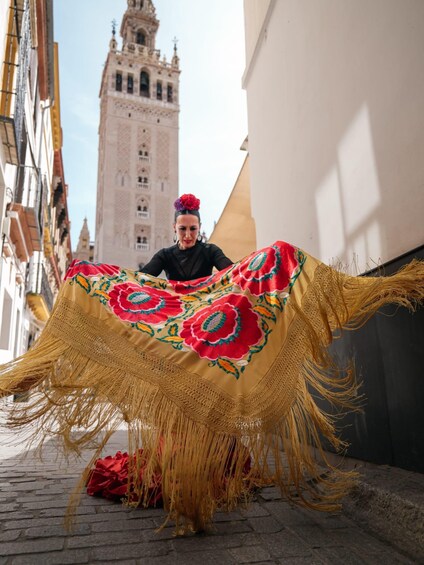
1,241,423,532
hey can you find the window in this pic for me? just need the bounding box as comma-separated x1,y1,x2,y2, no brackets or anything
140,71,150,97
127,75,134,94
167,84,173,103
136,31,146,45
156,81,162,100
116,72,122,92
138,150,149,162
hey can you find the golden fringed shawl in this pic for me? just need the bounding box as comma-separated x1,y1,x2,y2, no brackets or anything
1,241,423,532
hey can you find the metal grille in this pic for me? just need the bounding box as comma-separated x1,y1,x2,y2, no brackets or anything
14,0,31,163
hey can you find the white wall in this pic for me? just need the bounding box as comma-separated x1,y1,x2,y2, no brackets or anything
243,0,424,272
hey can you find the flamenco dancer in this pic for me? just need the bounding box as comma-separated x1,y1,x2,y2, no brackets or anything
1,193,423,533
86,194,242,507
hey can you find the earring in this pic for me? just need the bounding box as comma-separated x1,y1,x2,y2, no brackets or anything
197,233,203,242
173,233,177,243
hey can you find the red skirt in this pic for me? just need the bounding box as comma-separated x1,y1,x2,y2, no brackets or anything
86,442,251,507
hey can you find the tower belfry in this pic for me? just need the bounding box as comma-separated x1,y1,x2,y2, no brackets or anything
94,0,180,268
75,218,94,262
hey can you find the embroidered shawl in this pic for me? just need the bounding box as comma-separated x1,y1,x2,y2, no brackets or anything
1,241,423,532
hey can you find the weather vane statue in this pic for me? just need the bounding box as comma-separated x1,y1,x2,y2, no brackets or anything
111,18,117,37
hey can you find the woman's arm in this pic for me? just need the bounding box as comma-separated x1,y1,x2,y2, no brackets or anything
208,244,233,271
138,249,166,277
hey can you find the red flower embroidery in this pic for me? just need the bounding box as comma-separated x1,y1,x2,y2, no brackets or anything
64,260,121,281
180,294,262,361
109,282,183,324
232,242,300,296
169,275,216,295
169,265,233,295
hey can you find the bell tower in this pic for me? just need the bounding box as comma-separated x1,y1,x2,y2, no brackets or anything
94,0,180,268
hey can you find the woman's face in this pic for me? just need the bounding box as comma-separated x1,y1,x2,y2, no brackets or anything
174,214,200,250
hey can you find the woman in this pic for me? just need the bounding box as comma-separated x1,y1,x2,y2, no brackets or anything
1,194,423,533
86,194,248,508
140,193,232,280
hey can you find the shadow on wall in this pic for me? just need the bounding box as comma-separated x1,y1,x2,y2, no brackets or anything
314,104,385,274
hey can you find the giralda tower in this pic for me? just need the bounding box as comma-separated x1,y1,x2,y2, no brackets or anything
94,0,180,268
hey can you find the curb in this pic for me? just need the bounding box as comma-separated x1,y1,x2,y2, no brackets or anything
343,464,424,562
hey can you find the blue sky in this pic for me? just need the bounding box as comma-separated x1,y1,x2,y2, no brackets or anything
54,0,247,248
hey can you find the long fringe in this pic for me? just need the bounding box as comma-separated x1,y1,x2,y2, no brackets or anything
1,259,423,532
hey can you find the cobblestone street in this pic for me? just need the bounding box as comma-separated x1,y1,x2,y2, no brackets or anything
0,429,417,564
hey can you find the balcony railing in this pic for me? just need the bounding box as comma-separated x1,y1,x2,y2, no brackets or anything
135,243,149,252
137,182,150,190
0,0,31,166
136,210,150,219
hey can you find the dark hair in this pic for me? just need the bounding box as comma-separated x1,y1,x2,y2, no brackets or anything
174,208,201,222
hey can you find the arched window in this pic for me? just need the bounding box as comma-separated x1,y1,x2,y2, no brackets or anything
127,75,134,94
140,71,150,97
156,81,162,100
136,198,149,218
167,84,173,103
116,72,122,92
136,30,146,45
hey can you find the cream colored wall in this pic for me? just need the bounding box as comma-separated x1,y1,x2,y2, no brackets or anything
243,0,272,71
209,155,256,261
243,0,424,272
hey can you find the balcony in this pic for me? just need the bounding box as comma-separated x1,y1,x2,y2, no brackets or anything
8,170,45,262
26,262,54,322
137,182,150,191
8,204,42,262
135,243,149,252
136,210,150,220
0,0,31,166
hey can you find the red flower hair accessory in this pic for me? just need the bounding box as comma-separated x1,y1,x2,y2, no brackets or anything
174,193,200,212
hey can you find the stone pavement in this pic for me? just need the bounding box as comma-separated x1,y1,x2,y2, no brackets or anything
0,429,419,565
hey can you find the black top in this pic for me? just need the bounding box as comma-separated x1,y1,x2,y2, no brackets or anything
140,241,232,281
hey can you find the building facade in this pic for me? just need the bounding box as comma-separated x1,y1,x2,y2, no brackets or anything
94,0,180,269
0,0,71,365
209,146,256,262
243,0,424,273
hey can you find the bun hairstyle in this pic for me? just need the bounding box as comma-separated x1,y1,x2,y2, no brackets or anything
174,193,201,221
